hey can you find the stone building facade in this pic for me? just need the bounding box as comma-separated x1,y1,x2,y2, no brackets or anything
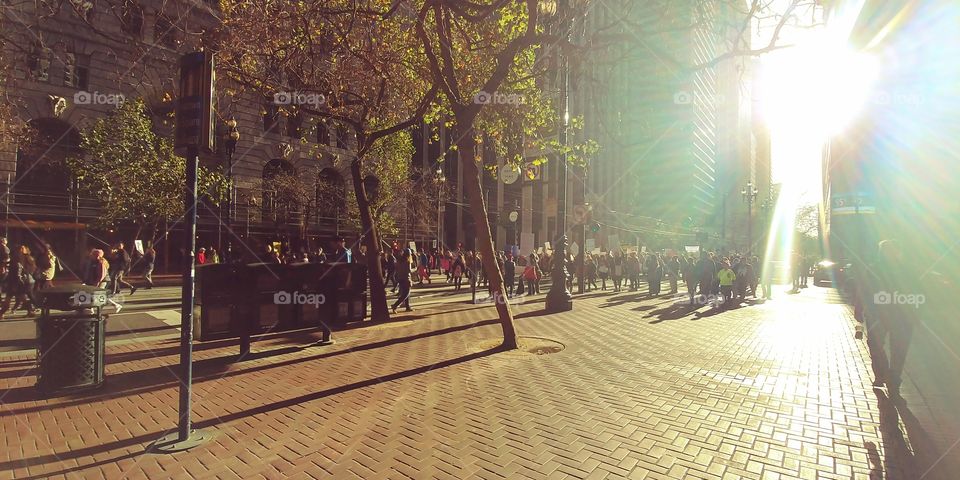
1,0,360,269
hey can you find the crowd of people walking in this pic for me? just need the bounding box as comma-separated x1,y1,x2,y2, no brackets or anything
371,244,791,312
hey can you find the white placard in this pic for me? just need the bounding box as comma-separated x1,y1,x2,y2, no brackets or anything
569,242,580,256
409,241,417,253
544,241,552,250
685,245,699,253
133,239,144,255
585,238,595,253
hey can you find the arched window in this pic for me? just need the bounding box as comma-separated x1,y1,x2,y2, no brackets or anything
261,159,296,221
15,118,80,208
316,168,346,223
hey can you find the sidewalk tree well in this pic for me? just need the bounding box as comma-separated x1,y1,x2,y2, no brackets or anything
214,0,438,322
67,98,227,238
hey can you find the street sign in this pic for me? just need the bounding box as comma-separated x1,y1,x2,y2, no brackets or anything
523,162,541,181
585,238,595,253
500,164,520,185
569,242,580,256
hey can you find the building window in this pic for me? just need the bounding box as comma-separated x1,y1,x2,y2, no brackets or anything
335,123,349,149
316,120,330,145
262,102,281,134
287,111,303,139
154,15,178,49
121,1,144,37
63,53,90,90
29,46,52,82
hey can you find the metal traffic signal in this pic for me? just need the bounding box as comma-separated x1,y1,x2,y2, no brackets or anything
175,51,215,156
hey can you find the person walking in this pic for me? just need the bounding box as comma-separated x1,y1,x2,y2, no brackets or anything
382,251,397,292
585,254,598,292
681,254,697,304
109,243,136,296
860,239,920,396
625,252,639,291
0,245,37,318
34,242,58,291
522,254,541,296
667,254,680,295
718,260,736,307
0,237,9,297
391,251,414,313
611,251,624,292
142,245,156,289
646,253,664,296
696,253,716,299
451,254,465,291
597,254,609,291
503,254,516,297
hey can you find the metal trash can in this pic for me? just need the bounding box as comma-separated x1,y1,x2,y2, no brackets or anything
35,286,108,396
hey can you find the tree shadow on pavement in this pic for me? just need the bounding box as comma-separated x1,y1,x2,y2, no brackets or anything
0,318,499,414
0,345,505,480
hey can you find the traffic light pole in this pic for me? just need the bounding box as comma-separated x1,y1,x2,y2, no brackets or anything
179,147,199,441
153,52,213,453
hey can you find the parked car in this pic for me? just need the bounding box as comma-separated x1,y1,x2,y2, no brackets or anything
813,259,850,287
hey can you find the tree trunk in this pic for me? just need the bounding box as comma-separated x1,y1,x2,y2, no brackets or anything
455,128,518,350
349,157,389,322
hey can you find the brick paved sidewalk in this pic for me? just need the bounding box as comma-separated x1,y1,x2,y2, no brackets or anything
0,287,952,479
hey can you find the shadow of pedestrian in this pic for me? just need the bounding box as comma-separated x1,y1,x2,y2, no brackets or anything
873,389,919,479
889,393,949,480
646,302,702,323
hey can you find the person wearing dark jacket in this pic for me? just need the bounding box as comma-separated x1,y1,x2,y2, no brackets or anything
391,251,413,313
859,239,921,396
503,254,516,297
109,243,136,295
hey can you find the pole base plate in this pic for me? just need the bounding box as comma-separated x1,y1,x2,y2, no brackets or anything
150,428,214,453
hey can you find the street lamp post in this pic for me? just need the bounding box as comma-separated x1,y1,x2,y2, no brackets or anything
546,0,574,312
741,181,759,254
435,167,445,252
223,118,239,261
